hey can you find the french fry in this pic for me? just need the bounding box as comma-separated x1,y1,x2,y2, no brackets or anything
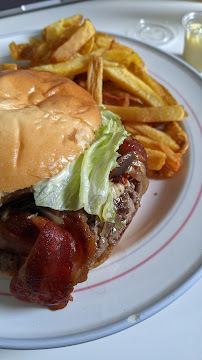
126,123,180,151
129,65,180,107
103,49,145,70
103,60,120,67
110,40,135,53
157,141,183,171
31,48,105,77
9,41,51,65
9,42,30,60
1,63,18,70
158,83,178,106
103,66,165,107
31,53,90,78
51,19,96,62
32,42,51,60
164,121,189,154
94,32,115,50
145,148,166,171
133,135,183,172
87,55,103,105
133,134,164,151
103,49,132,65
53,23,82,49
165,152,183,172
105,104,185,123
29,38,42,44
79,36,95,55
129,65,166,100
42,15,83,43
124,124,139,135
148,165,175,179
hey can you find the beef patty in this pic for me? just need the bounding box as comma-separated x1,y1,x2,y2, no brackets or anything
0,137,148,276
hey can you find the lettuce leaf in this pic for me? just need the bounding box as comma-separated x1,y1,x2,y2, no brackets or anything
33,110,129,222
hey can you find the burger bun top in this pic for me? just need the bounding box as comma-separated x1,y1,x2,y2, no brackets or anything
0,70,101,196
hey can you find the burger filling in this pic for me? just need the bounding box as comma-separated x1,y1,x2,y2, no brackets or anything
0,111,148,309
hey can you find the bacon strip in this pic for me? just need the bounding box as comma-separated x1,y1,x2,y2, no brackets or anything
63,212,96,285
0,212,39,256
111,137,148,191
102,81,145,107
9,211,96,309
118,137,148,163
10,220,76,309
103,92,130,106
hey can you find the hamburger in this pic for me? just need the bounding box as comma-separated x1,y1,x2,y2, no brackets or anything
0,70,148,309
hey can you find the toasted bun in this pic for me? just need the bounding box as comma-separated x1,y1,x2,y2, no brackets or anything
0,70,101,196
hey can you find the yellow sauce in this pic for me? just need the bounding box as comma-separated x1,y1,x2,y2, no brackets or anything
183,23,202,72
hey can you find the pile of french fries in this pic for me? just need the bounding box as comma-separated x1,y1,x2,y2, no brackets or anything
2,15,189,178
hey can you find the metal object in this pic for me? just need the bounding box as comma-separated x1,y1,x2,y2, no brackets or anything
0,0,84,18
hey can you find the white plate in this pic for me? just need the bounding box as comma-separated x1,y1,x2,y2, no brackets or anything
0,1,202,350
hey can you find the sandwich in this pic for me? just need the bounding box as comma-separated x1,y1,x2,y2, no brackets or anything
0,69,148,309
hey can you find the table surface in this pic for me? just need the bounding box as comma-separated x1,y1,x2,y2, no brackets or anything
0,1,201,359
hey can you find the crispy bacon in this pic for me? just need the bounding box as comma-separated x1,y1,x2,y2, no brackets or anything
10,220,76,309
9,211,96,309
62,212,96,285
102,81,145,107
111,137,148,191
118,137,147,161
103,92,130,106
0,212,39,256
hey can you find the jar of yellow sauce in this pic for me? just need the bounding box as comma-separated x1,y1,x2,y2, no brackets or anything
182,12,202,72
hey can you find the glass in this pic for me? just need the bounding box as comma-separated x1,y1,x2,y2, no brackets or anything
182,12,202,72
136,19,177,46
